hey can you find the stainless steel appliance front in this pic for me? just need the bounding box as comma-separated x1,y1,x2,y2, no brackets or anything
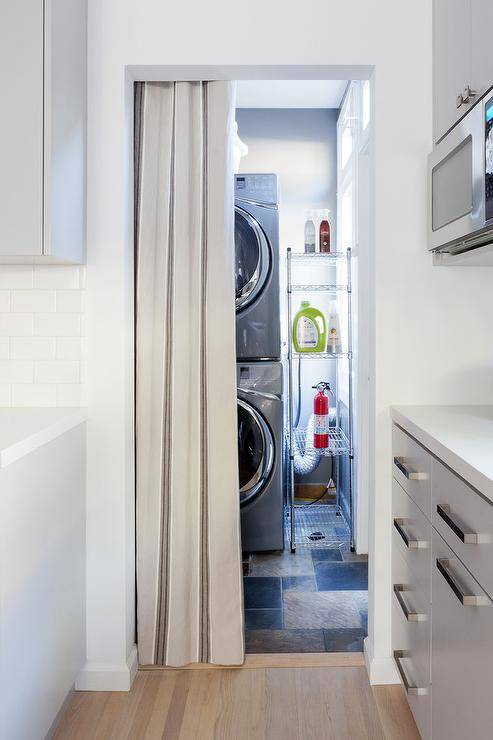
428,91,493,255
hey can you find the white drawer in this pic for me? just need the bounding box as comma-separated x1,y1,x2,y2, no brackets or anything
432,530,493,740
392,424,432,519
432,458,493,598
392,546,431,682
392,596,431,740
392,478,432,583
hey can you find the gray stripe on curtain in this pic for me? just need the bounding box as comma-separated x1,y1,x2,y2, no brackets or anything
135,80,244,667
200,83,210,664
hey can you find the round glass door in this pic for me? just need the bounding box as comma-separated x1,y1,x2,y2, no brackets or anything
235,207,270,312
237,399,274,506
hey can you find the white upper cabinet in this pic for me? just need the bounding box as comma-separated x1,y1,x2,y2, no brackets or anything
433,0,471,143
0,0,87,264
434,0,493,144
0,2,44,258
470,0,493,103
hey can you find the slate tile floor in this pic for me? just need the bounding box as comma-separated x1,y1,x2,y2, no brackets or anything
244,546,368,653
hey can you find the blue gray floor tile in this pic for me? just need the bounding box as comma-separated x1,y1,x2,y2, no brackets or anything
315,561,368,591
244,608,283,630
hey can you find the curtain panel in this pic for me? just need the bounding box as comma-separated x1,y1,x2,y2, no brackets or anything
135,81,244,666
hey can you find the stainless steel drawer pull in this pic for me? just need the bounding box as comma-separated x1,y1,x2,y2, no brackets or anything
393,650,428,696
393,456,428,481
436,504,483,544
436,558,489,606
393,518,428,549
393,584,427,621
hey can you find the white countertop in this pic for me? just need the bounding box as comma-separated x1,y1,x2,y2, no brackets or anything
391,405,493,503
0,407,87,468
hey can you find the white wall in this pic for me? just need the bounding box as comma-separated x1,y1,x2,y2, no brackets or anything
84,0,493,687
236,108,338,425
0,426,86,739
0,265,86,407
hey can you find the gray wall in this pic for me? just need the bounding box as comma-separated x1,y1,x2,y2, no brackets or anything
237,108,338,486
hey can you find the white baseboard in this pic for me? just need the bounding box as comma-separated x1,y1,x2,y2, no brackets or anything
75,644,138,691
363,636,400,685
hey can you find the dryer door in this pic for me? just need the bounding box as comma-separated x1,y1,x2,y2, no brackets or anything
235,206,271,313
237,398,274,506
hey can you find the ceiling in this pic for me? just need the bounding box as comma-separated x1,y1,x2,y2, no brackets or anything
236,80,348,109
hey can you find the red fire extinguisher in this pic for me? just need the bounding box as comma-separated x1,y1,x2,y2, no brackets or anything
313,382,332,449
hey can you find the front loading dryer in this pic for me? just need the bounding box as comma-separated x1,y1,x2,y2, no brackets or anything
235,174,280,361
237,361,284,552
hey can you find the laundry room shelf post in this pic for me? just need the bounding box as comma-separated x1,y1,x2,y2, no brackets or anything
286,247,355,552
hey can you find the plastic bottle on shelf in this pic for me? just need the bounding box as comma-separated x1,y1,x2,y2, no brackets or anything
326,302,342,354
304,211,316,253
292,301,327,352
319,209,331,253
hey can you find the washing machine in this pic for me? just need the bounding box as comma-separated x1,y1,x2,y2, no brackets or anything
237,361,284,552
235,173,280,361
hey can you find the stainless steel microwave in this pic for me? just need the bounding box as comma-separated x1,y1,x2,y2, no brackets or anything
428,91,493,256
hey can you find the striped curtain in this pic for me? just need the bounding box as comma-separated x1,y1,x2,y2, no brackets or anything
135,81,244,666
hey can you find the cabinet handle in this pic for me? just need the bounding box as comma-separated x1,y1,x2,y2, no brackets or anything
436,558,489,606
393,584,427,621
393,456,428,481
393,650,428,696
393,518,428,549
437,504,481,544
462,85,477,104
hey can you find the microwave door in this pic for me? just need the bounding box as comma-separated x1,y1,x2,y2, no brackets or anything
428,102,484,252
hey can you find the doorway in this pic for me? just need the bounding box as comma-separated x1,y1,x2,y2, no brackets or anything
235,79,371,653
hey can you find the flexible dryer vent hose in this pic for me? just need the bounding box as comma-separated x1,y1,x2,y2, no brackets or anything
293,414,322,475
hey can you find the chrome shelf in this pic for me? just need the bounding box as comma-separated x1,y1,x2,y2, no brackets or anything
292,351,350,360
291,283,348,292
290,251,348,261
284,504,350,549
293,426,351,457
286,246,355,552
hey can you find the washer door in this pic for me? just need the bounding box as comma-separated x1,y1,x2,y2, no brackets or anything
235,206,271,313
237,398,275,506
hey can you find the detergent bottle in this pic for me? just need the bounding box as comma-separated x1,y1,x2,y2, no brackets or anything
292,301,327,353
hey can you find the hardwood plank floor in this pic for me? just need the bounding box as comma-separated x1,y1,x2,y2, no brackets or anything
54,666,420,740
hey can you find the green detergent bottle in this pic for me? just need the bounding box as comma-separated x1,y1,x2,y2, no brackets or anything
292,301,327,353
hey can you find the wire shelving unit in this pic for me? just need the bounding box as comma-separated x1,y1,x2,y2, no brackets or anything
286,247,354,552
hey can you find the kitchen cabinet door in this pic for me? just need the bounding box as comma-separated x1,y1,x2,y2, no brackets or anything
0,1,44,256
471,0,493,101
44,0,87,263
433,0,471,143
432,531,493,740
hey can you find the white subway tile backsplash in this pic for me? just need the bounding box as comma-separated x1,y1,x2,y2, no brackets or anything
56,337,83,360
0,360,34,383
0,291,10,312
56,383,87,406
11,337,56,360
0,314,33,336
0,265,86,407
34,265,80,289
56,290,83,313
0,266,33,289
35,361,80,384
12,289,56,313
11,384,57,407
35,313,81,337
0,383,11,405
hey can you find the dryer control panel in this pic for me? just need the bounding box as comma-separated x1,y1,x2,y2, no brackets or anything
235,173,278,206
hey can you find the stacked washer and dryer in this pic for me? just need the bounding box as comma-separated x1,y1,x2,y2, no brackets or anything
235,174,284,552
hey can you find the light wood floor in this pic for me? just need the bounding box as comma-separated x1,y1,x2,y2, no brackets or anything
54,661,419,740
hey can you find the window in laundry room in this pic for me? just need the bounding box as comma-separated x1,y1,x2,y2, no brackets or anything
234,79,371,654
